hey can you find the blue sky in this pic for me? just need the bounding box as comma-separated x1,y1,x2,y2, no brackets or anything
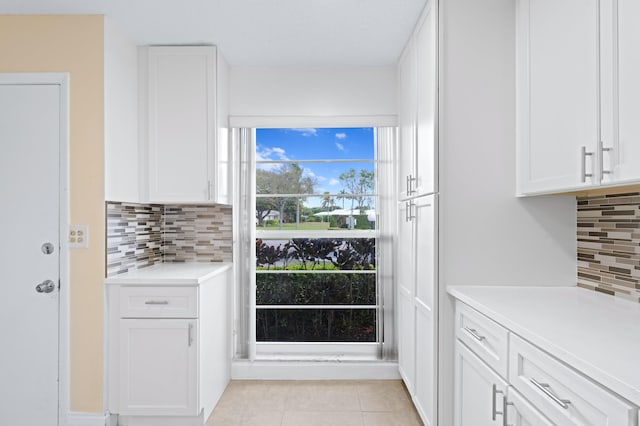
256,128,375,200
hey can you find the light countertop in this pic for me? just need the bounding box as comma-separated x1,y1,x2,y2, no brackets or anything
104,262,232,285
448,285,640,406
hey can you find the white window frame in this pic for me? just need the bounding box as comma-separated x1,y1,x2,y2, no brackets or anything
232,122,396,362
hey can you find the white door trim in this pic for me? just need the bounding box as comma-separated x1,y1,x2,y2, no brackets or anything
0,73,70,426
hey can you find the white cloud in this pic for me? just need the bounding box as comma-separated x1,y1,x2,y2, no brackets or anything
335,132,347,140
256,145,289,170
290,128,318,137
335,142,345,151
271,147,288,160
303,167,327,182
329,178,340,186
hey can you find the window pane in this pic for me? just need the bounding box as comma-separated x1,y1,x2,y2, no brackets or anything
256,273,376,305
256,163,375,196
256,196,376,230
256,309,376,342
256,128,374,161
256,238,376,270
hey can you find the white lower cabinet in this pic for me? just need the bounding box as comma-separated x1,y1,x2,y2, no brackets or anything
507,387,554,426
397,194,437,425
456,340,553,426
509,334,636,426
397,288,415,392
454,300,638,426
119,319,198,416
455,340,507,426
107,266,232,426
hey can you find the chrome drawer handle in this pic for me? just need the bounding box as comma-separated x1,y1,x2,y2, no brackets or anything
463,326,486,342
530,378,571,409
144,300,169,305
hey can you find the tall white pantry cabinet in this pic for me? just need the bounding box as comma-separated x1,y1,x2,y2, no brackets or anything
396,0,438,424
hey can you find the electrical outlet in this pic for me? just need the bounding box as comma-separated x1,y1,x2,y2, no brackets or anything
69,225,89,249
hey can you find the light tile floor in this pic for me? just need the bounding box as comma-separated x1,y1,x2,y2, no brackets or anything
206,380,423,426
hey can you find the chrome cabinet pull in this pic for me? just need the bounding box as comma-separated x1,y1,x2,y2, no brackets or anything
530,378,571,409
406,174,417,195
580,146,594,183
502,396,514,426
405,200,416,222
188,323,194,347
598,141,612,181
492,384,505,421
463,326,486,342
144,300,169,305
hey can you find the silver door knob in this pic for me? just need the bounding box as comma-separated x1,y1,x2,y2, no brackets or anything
36,280,56,293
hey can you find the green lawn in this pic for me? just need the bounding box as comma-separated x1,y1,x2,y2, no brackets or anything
258,222,341,231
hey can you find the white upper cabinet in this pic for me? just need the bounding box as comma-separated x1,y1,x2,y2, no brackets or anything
141,46,231,204
517,0,640,195
397,0,437,200
608,0,640,183
516,0,599,195
414,3,438,197
398,37,417,201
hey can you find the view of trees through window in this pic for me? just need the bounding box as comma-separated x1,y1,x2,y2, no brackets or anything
255,128,378,344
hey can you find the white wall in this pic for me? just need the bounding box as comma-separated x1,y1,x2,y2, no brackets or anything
104,18,139,202
437,0,577,423
229,67,397,127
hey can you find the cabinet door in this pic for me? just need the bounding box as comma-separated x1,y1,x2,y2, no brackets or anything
147,46,215,202
397,200,415,392
119,319,198,416
414,195,436,308
507,387,553,426
516,0,599,194
398,37,417,200
414,303,436,426
413,194,437,424
611,0,640,182
455,341,507,426
397,288,416,393
415,0,438,196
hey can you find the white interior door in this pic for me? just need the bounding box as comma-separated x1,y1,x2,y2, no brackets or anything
0,82,62,425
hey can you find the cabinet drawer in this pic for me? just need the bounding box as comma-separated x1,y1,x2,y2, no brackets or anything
119,286,198,318
509,334,636,426
455,301,509,378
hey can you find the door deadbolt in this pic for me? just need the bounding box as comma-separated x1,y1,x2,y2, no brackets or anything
36,280,56,294
41,242,55,255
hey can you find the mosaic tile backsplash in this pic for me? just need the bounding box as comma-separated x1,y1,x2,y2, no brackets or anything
577,192,640,302
106,202,232,277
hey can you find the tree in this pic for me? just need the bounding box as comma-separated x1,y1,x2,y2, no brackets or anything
320,192,335,222
256,163,316,229
339,168,374,210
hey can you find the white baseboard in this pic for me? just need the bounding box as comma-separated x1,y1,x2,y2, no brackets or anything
66,412,111,426
231,360,401,380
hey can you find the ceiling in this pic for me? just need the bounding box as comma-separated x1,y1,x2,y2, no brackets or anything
0,0,427,67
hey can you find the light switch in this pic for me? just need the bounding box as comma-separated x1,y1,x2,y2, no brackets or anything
69,225,88,249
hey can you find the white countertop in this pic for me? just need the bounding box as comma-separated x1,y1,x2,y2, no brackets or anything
104,262,232,285
448,285,640,406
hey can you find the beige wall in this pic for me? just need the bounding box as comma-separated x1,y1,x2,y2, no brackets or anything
0,16,105,412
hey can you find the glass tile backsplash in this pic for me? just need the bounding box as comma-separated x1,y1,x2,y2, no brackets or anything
106,201,232,277
577,192,640,302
